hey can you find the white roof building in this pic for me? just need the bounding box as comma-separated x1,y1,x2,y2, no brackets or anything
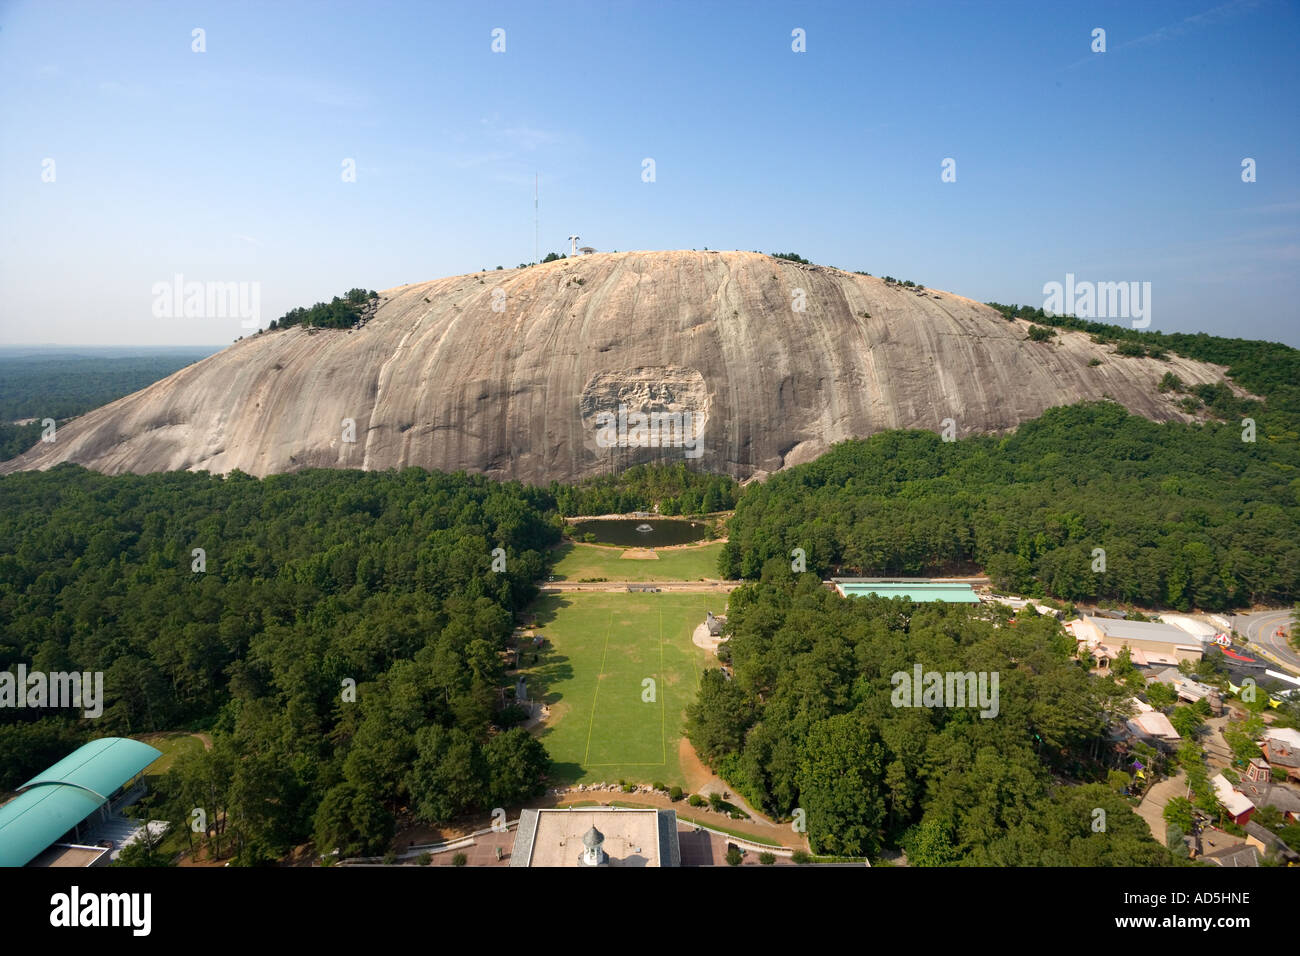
1212,774,1256,819
1072,616,1204,666
1126,711,1181,744
1263,728,1300,750
1158,614,1220,643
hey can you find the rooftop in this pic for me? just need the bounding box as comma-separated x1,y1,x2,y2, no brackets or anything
1203,843,1259,867
1127,711,1181,741
1212,774,1256,818
1083,616,1204,648
1263,728,1300,749
0,737,162,868
1234,778,1300,813
511,808,680,867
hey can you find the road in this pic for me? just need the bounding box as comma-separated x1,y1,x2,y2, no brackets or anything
1233,609,1300,675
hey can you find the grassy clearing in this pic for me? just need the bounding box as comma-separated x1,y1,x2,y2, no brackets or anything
525,591,720,786
549,541,724,582
137,733,205,781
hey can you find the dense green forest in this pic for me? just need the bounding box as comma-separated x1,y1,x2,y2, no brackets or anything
0,351,216,421
720,402,1300,610
548,462,739,516
0,350,215,461
686,567,1182,864
0,465,558,862
0,422,43,461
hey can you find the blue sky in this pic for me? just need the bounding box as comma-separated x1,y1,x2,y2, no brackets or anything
1,0,1297,346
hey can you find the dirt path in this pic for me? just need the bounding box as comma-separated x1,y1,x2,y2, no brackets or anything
1136,771,1186,845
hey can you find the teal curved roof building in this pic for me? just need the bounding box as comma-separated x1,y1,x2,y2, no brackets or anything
0,737,161,867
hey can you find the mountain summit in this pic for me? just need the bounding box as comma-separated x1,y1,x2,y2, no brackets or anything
2,251,1238,482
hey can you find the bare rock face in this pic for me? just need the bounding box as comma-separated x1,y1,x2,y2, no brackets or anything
1,250,1245,483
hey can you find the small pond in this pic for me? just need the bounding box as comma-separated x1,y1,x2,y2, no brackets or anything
570,518,710,548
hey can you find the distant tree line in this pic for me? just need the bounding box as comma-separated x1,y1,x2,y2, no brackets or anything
0,352,215,423
0,352,215,462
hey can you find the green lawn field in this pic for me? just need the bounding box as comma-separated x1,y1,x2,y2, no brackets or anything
524,591,722,787
138,733,206,781
549,540,725,582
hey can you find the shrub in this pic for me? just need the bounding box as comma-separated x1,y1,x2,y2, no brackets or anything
759,852,776,865
726,847,743,866
452,852,467,867
1026,324,1056,342
669,786,683,801
417,852,432,866
496,703,528,727
1087,357,1101,366
688,794,705,807
1115,340,1146,357
1158,372,1184,393
382,851,397,865
708,792,724,811
791,850,812,865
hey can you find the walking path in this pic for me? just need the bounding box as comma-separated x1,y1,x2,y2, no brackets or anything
1136,771,1185,845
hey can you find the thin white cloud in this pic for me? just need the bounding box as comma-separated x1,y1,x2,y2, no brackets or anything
1062,0,1265,71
